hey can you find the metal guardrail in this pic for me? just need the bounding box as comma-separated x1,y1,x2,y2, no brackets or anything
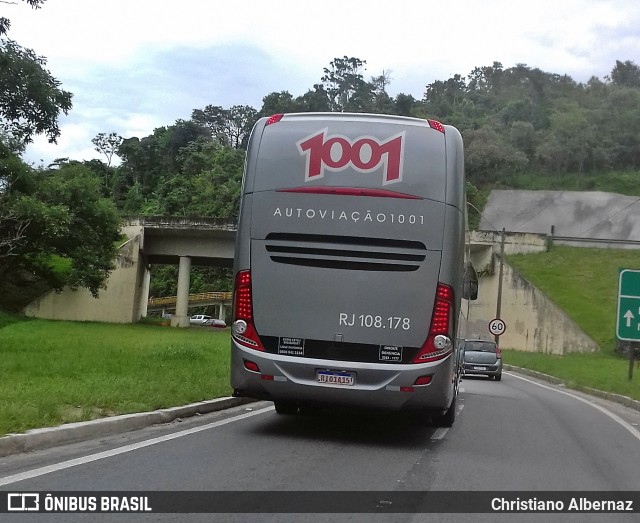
148,291,232,307
552,236,640,248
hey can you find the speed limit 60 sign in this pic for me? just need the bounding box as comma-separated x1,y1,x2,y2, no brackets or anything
489,318,506,336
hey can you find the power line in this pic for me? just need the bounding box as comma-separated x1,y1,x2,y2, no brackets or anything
576,196,640,237
512,191,565,231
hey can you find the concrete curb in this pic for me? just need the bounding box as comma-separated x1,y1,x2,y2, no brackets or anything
0,397,256,458
505,365,640,412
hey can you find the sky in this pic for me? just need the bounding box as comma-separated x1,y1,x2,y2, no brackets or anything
5,0,640,166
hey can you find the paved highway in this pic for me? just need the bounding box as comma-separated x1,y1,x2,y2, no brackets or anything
2,371,640,522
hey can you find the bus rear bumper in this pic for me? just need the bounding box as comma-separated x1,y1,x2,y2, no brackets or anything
230,341,455,412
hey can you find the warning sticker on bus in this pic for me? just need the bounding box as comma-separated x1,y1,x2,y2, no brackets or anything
278,337,305,356
379,345,403,362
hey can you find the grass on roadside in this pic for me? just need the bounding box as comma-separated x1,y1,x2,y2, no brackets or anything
507,246,640,351
503,350,640,400
0,312,232,436
505,246,640,401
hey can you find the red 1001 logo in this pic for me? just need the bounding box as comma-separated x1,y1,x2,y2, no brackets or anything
297,129,405,185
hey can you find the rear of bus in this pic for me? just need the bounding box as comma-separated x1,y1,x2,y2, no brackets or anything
230,113,466,423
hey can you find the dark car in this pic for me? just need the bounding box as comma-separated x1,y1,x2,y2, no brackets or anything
462,339,502,381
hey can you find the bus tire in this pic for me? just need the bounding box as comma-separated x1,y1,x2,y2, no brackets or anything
434,396,456,427
274,401,298,415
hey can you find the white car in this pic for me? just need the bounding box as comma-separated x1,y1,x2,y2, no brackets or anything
189,314,212,325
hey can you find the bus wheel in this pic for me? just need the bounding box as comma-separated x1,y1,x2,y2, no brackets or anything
274,401,298,415
434,397,456,427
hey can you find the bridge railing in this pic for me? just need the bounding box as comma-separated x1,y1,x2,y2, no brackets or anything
148,291,232,307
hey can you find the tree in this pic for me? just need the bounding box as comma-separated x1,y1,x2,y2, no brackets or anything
0,141,32,265
0,39,73,151
296,85,332,112
393,93,418,117
92,132,122,168
423,74,467,117
0,0,44,37
321,56,374,112
259,91,300,116
369,70,396,114
609,60,640,88
0,155,121,297
371,69,393,94
464,127,528,184
467,62,504,95
604,87,640,168
191,105,258,149
0,1,72,151
508,121,537,160
189,146,245,218
537,101,596,173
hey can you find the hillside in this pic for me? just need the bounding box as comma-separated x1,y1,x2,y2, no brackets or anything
507,245,640,351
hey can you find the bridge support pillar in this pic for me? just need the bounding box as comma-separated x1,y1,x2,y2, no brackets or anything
172,256,191,327
140,266,151,318
219,303,227,322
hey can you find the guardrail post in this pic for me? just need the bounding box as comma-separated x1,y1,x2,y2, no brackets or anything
546,225,555,251
629,342,638,381
494,228,505,345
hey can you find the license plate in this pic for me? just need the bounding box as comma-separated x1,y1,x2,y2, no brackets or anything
316,370,355,386
473,366,487,371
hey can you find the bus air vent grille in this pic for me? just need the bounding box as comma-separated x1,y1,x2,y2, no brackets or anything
264,233,427,272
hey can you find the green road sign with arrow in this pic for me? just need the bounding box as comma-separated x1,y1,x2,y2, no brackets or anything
616,269,640,342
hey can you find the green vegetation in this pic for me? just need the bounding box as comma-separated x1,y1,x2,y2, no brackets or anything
505,246,640,400
505,170,640,196
0,312,232,436
503,350,640,401
507,246,640,349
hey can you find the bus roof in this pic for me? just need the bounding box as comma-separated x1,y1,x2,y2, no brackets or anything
245,112,461,204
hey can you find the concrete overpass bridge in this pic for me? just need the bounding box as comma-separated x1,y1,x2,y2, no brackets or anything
24,217,236,328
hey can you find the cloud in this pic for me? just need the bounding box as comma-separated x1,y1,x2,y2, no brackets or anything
10,0,640,166
21,42,314,164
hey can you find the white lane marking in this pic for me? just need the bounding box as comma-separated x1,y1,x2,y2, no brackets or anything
430,405,464,441
508,372,640,443
430,428,449,440
0,406,275,487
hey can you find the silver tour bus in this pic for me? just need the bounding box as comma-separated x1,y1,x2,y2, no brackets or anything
230,112,475,426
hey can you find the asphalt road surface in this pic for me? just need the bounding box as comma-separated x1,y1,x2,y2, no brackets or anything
2,371,640,522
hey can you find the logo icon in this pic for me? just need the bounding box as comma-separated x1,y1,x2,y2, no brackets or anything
8,493,40,511
297,129,405,185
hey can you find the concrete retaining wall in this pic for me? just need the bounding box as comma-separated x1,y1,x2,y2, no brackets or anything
22,225,148,324
467,259,599,354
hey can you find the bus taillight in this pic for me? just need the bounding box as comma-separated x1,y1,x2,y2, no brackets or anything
427,119,445,133
412,283,454,363
265,114,284,126
232,270,265,351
